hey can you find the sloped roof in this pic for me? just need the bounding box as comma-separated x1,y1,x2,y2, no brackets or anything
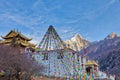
85,60,99,66
0,39,35,49
1,30,32,41
0,39,12,43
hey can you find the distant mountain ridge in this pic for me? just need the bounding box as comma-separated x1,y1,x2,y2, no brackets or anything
84,32,120,77
98,48,120,76
86,32,120,59
104,32,120,40
64,34,89,51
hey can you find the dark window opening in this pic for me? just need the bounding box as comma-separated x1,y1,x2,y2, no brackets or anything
86,66,92,74
42,53,48,60
57,51,64,59
81,56,83,63
77,55,79,62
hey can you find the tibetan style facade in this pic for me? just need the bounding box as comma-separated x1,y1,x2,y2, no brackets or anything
0,30,35,53
33,26,115,80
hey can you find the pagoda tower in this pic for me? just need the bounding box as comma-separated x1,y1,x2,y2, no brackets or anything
0,30,35,53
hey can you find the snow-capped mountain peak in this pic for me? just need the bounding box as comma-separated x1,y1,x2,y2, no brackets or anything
105,32,119,39
64,33,89,51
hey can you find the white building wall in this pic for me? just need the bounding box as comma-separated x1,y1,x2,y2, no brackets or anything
33,51,115,80
34,51,82,77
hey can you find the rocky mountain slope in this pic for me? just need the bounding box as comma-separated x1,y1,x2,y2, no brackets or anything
84,32,120,77
64,34,89,51
98,49,120,76
64,32,120,77
86,32,120,59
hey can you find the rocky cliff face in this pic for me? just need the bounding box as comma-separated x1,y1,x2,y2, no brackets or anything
64,32,120,77
85,32,120,59
98,49,120,76
64,34,89,51
83,32,120,77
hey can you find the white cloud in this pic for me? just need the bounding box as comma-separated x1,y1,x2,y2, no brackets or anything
61,29,71,33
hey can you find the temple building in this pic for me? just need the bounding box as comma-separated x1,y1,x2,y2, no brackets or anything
0,30,36,53
32,26,115,80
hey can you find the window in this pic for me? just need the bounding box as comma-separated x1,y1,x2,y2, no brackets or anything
42,52,48,60
77,55,79,62
81,56,83,63
57,50,64,59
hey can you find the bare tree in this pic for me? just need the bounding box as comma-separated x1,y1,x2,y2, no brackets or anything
0,45,44,80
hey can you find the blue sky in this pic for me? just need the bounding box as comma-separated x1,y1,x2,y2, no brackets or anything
0,0,120,44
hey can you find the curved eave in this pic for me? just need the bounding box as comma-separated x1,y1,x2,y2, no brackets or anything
1,32,32,41
85,61,99,66
85,64,99,67
1,35,32,41
20,42,35,48
1,36,13,39
20,42,29,47
0,40,12,44
20,35,32,41
17,34,32,41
